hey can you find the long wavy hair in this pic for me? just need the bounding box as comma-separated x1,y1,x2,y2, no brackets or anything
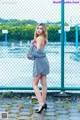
34,23,48,44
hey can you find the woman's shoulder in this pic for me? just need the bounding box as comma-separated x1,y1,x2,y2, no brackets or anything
36,36,45,43
37,36,48,46
36,36,44,40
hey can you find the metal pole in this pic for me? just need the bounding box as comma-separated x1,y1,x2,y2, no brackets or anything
64,31,66,46
76,24,78,61
60,33,61,43
61,0,64,91
5,33,8,44
1,86,80,90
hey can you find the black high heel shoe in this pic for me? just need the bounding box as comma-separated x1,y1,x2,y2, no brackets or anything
43,103,47,109
35,103,47,113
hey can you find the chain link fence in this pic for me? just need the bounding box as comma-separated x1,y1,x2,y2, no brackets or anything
64,2,80,90
0,0,80,92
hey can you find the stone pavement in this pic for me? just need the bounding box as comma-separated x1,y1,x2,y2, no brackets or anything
0,92,80,120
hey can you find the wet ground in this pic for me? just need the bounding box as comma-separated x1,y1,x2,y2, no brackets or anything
0,92,80,120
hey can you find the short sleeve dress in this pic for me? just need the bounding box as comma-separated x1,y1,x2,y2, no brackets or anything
27,45,50,77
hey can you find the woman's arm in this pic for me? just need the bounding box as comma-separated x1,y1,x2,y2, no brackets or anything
27,45,35,60
27,37,46,60
31,39,36,45
27,53,35,60
31,37,46,57
36,37,43,50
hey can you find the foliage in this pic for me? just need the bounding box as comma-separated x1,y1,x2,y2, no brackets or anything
0,18,80,42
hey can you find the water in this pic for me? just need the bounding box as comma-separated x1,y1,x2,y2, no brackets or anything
0,42,80,88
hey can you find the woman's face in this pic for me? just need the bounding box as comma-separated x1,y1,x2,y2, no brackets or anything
36,25,44,35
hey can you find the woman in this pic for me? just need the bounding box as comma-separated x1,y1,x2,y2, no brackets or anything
27,23,50,113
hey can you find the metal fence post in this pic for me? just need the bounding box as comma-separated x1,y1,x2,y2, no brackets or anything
75,24,79,61
61,0,64,91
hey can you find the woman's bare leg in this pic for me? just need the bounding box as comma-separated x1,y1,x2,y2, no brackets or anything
40,75,47,103
32,74,44,108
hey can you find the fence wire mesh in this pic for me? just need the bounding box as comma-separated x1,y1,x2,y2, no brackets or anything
0,0,80,91
64,3,80,88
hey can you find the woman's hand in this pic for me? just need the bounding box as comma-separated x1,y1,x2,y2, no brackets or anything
31,39,36,45
27,54,30,58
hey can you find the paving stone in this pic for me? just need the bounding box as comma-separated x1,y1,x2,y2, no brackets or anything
70,112,80,117
11,103,19,106
10,106,19,110
70,105,77,108
47,105,54,109
17,115,30,119
0,104,7,108
43,116,57,120
56,118,69,120
32,119,43,120
47,103,54,106
69,116,80,120
45,111,54,116
32,114,40,118
0,108,6,111
56,110,68,115
56,107,66,111
0,95,80,120
69,109,78,113
8,118,16,120
57,114,69,119
8,113,17,118
46,108,54,112
20,108,29,112
18,111,31,115
33,106,39,110
32,114,44,120
9,109,19,114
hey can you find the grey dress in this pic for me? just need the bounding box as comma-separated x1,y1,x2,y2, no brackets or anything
28,45,50,77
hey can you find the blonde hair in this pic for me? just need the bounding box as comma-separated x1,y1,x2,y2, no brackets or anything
34,23,48,44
